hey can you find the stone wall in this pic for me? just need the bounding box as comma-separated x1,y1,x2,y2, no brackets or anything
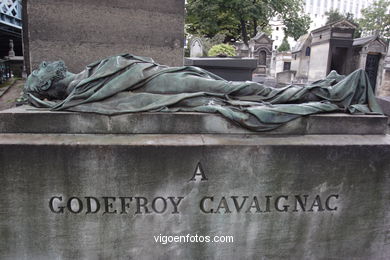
0,108,389,258
308,42,330,81
378,70,390,96
1,132,389,259
22,0,184,73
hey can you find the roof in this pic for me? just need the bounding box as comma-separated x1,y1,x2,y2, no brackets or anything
352,35,387,47
311,19,358,34
251,31,272,43
291,34,311,53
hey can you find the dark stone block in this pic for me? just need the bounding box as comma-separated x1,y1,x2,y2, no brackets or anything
184,57,258,81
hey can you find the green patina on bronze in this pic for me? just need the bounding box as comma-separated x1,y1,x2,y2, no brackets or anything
24,53,382,131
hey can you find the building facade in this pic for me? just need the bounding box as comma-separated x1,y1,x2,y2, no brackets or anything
270,0,374,50
289,19,388,93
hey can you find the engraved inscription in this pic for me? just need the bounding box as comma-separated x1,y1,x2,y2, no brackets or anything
199,194,339,214
189,162,208,181
49,194,339,215
49,196,184,215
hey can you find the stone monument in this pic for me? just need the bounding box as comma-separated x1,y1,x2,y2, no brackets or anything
352,35,388,93
247,30,273,75
0,53,390,258
189,37,204,57
23,54,381,131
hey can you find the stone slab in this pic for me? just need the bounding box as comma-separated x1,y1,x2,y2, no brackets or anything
184,58,257,81
0,106,388,135
377,96,390,117
0,133,389,259
23,0,184,73
184,57,258,68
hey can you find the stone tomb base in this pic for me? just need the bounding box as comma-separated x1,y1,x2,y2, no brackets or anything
0,107,389,259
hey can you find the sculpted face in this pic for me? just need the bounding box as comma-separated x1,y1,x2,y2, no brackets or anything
24,60,68,100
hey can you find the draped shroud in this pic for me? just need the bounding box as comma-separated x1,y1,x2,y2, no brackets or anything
26,54,383,131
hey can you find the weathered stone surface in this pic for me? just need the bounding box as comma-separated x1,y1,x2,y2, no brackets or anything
0,133,389,259
379,70,390,96
306,113,388,135
377,96,390,117
1,106,387,135
23,0,184,73
276,70,295,84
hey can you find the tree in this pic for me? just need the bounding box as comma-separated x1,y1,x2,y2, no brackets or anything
359,0,390,40
325,9,345,25
201,33,226,55
325,10,361,38
186,0,311,45
277,37,291,52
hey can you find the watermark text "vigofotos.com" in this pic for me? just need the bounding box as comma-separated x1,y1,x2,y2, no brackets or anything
154,234,234,245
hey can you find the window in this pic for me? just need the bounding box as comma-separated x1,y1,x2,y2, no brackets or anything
283,62,291,71
259,51,267,65
275,45,278,50
275,36,279,40
305,47,311,56
276,27,279,31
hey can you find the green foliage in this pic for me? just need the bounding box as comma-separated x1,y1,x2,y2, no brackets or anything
277,37,291,52
325,9,345,24
359,0,390,40
325,10,357,24
325,10,361,38
185,33,226,57
186,0,311,44
208,44,236,57
259,25,273,36
283,14,311,41
202,33,226,55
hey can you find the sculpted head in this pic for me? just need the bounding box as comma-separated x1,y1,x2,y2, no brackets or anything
24,60,68,100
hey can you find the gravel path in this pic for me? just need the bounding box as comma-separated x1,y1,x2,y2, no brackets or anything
0,79,25,111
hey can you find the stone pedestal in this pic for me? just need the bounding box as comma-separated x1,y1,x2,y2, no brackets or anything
0,107,389,259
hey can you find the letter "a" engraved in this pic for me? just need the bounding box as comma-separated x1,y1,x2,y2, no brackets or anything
189,162,208,181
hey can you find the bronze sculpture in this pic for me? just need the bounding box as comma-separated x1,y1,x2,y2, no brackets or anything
24,54,382,131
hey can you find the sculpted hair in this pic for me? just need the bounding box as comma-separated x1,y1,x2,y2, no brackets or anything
24,61,68,100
